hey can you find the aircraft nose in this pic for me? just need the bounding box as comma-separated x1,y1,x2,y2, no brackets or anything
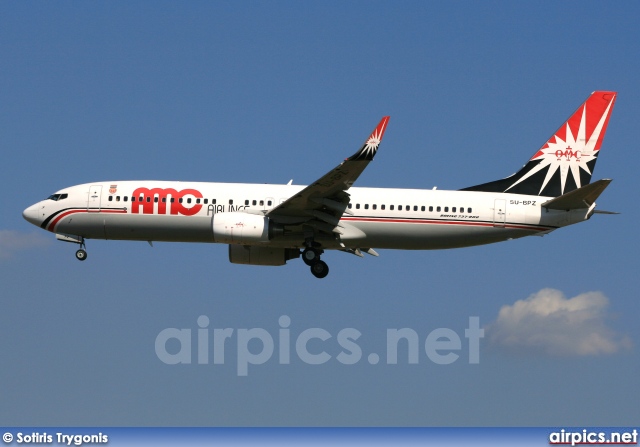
22,204,41,226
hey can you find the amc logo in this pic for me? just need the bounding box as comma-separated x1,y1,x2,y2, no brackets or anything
555,146,581,162
131,187,203,216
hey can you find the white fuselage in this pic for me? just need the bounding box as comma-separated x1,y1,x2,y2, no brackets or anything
23,181,590,251
20,93,615,278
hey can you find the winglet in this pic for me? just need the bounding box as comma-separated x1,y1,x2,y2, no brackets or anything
347,116,390,161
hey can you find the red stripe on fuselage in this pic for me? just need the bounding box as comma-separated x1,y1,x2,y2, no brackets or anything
340,216,554,232
46,209,127,232
43,209,554,235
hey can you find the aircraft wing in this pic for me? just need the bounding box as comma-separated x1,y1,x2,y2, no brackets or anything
266,117,390,233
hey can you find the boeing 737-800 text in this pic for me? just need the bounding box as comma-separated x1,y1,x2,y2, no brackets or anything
23,91,617,278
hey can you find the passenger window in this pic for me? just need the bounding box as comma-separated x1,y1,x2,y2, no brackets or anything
452,207,456,212
196,199,201,204
468,207,472,213
372,204,377,210
421,206,425,211
381,205,385,210
437,206,441,212
348,204,352,209
162,198,166,203
405,205,410,211
429,206,433,212
259,200,264,206
212,199,217,204
252,200,257,206
267,200,272,206
179,198,183,203
204,199,208,204
187,198,192,204
124,196,128,202
229,199,233,205
154,197,158,203
171,198,175,203
390,205,394,210
413,206,418,211
245,200,249,205
444,207,448,212
356,204,360,209
108,196,113,202
364,204,369,210
131,197,136,202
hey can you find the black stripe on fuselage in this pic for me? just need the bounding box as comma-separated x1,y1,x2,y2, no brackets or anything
41,207,126,229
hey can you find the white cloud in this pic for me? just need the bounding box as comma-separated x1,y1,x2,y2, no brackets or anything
0,230,51,260
486,288,632,356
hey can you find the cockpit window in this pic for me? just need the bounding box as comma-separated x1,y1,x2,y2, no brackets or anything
46,193,68,201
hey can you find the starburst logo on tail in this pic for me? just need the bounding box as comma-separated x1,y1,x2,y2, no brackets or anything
506,96,615,196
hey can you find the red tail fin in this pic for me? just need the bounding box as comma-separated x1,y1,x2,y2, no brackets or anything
463,92,617,197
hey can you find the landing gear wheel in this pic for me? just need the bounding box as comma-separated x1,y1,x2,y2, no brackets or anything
302,248,320,266
310,260,329,279
75,249,88,261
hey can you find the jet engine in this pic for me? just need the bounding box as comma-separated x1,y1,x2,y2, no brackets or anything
228,245,300,266
212,212,283,244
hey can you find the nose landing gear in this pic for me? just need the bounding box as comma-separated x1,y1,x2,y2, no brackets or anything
75,248,87,261
74,238,87,261
55,233,89,261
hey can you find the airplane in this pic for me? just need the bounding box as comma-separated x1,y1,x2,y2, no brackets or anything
23,91,617,278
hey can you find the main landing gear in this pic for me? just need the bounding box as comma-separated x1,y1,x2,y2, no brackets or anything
302,247,329,279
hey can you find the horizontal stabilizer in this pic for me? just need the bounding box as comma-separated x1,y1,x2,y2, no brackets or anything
541,179,612,211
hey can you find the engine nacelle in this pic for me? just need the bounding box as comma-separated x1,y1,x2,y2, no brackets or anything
213,212,283,244
228,245,300,266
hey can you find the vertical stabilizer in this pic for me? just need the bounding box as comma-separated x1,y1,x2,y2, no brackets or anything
462,91,617,197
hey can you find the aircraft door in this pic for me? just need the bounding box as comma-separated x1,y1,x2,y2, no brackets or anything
493,199,506,227
88,185,102,212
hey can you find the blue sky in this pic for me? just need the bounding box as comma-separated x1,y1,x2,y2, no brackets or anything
1,1,639,426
